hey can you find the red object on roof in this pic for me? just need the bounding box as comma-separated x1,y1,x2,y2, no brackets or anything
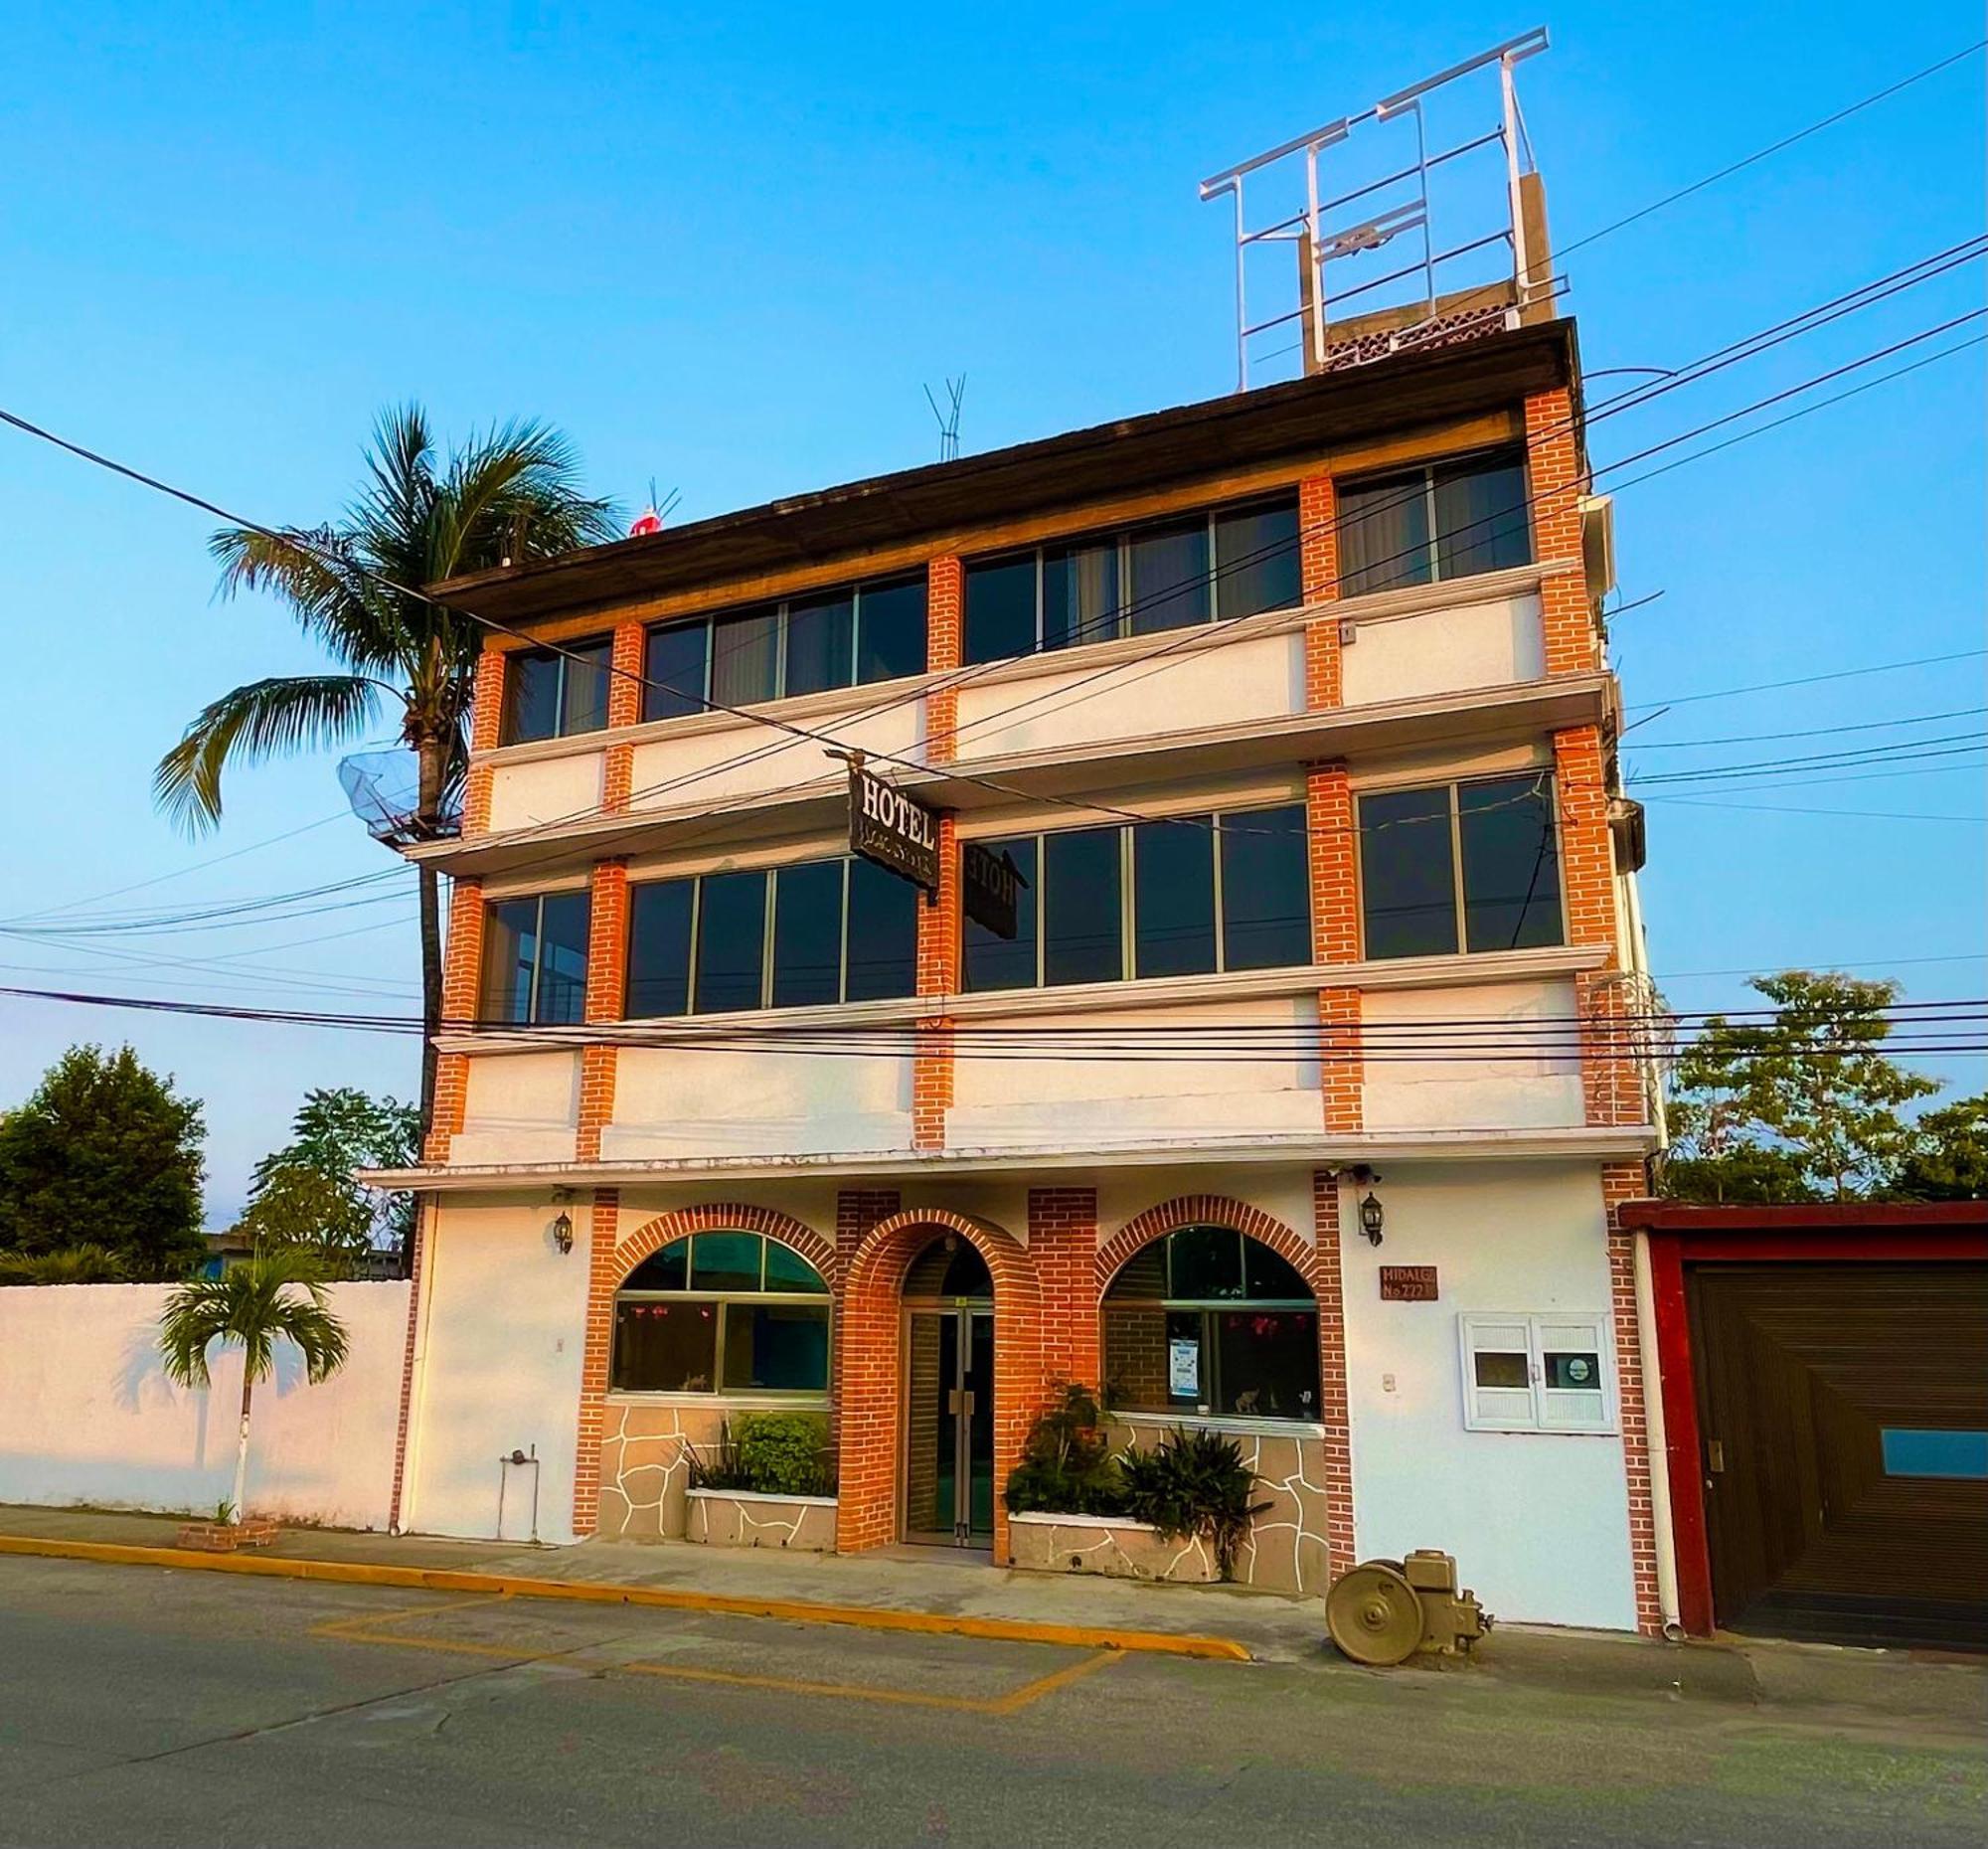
627,506,665,538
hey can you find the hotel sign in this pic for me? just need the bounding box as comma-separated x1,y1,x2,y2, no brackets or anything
847,762,1026,940
962,840,1024,942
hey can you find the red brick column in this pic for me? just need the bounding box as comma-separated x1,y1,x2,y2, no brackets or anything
1603,1158,1664,1635
1311,1171,1357,1577
1029,1188,1100,1389
462,646,506,836
1299,473,1344,708
912,815,960,1150
1307,763,1358,964
578,861,628,1162
925,556,963,764
572,1188,621,1537
1555,725,1638,1126
832,1189,900,1453
424,877,486,1162
603,621,644,812
1320,989,1363,1133
1526,389,1598,674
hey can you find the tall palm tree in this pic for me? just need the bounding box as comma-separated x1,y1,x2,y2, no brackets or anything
155,406,619,1118
157,1250,351,1523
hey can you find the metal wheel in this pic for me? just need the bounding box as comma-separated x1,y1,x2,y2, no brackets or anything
1326,1561,1423,1666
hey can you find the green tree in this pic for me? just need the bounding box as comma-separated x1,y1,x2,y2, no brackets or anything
158,1251,350,1522
237,1088,420,1272
153,407,618,1120
1663,971,1938,1202
0,1245,129,1285
1893,1093,1988,1201
0,1046,206,1277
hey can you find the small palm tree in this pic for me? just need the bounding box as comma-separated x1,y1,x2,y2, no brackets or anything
154,406,619,1117
0,1244,129,1285
157,1250,351,1524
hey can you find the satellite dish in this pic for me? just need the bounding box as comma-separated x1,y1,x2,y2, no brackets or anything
338,751,459,846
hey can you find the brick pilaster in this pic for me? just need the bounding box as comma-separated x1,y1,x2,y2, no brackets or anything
572,1188,620,1538
1602,1158,1664,1635
1554,725,1637,1126
1298,473,1344,708
1311,1172,1357,1577
1320,988,1363,1133
424,877,486,1162
1306,763,1359,964
577,861,629,1162
1029,1188,1100,1389
602,622,644,813
831,1190,900,1457
925,556,963,764
1526,389,1598,674
912,815,960,1150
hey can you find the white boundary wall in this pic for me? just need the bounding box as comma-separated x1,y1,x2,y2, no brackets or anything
0,1281,409,1529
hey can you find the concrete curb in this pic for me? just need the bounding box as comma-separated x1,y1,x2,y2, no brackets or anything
0,1533,1253,1662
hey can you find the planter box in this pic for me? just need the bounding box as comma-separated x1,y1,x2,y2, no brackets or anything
1009,1512,1219,1584
175,1516,280,1554
684,1488,837,1552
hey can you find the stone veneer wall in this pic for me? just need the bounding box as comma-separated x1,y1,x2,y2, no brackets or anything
686,1492,837,1551
597,1403,730,1541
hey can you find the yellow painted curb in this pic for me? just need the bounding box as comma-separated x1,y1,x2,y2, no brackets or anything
0,1533,1252,1662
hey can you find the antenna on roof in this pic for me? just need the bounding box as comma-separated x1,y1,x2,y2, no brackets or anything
923,377,966,462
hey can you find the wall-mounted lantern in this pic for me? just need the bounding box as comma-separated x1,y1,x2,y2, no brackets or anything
551,1210,575,1256
1358,1191,1386,1246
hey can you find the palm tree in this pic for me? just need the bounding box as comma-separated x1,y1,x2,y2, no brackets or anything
154,407,619,1118
157,1250,351,1523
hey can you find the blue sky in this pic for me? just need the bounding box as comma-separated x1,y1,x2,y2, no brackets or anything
1,2,1982,1222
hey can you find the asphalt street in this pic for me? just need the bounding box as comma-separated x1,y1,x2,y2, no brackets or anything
0,1556,1980,1848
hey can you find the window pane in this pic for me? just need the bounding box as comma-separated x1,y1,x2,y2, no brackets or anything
643,620,710,722
1434,451,1531,581
1126,519,1210,635
1168,1225,1243,1300
964,556,1037,664
1215,1309,1319,1419
691,1231,762,1293
722,1303,830,1392
1132,817,1215,979
626,880,693,1019
610,1299,717,1392
501,650,563,745
1339,472,1431,596
692,869,767,1013
559,637,612,737
1242,1238,1311,1300
1043,826,1121,986
1474,1350,1530,1389
535,892,591,1025
480,898,539,1023
1360,786,1458,959
857,576,928,683
844,854,917,1002
763,1243,829,1294
1458,774,1563,952
1542,1349,1602,1392
783,592,855,698
771,859,844,1009
623,1239,689,1290
1220,804,1309,971
1043,541,1119,650
710,606,779,707
963,835,1038,992
1215,500,1301,620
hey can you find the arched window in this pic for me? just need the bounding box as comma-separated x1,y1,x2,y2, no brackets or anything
611,1231,829,1398
1102,1225,1318,1423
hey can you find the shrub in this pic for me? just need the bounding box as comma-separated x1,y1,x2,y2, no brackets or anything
0,1244,130,1285
687,1414,833,1497
1004,1383,1128,1517
1118,1427,1269,1582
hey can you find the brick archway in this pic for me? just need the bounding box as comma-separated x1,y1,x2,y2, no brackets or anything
1097,1193,1313,1291
611,1201,839,1289
837,1208,1044,1562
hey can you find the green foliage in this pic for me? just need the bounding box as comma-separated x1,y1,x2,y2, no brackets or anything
238,1088,420,1272
1664,971,1939,1202
687,1414,833,1497
1004,1383,1127,1517
0,1045,206,1278
0,1244,130,1285
1893,1092,1988,1201
157,1249,351,1394
1118,1427,1270,1582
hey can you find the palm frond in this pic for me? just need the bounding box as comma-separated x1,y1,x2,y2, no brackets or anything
156,1250,349,1391
155,675,386,834
210,524,409,674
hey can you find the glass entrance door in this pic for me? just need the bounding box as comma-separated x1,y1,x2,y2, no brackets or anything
905,1308,994,1545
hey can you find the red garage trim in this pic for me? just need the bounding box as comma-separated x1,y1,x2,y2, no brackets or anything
1627,1200,1988,1636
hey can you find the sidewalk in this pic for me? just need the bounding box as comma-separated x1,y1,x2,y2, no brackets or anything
3,1502,1981,1733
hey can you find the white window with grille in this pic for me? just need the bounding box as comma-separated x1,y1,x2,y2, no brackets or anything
1458,1312,1614,1434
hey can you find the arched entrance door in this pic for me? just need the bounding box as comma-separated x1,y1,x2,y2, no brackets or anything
902,1234,994,1546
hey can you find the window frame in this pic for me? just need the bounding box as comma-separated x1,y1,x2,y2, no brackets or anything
1355,770,1567,962
500,635,614,746
479,890,591,1026
1335,445,1533,598
610,1231,831,1403
641,573,928,721
962,494,1301,665
962,802,1309,993
1457,1311,1615,1434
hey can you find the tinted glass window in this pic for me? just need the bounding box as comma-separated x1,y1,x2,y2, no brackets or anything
771,860,844,1008
1243,1240,1312,1298
1127,518,1209,635
1132,818,1215,979
1220,804,1309,971
844,855,918,1002
963,835,1038,991
763,1242,830,1294
722,1303,831,1391
626,879,694,1019
1435,451,1531,580
643,621,709,722
963,557,1037,665
1215,500,1301,620
857,576,928,683
783,592,854,699
501,650,564,744
609,1300,716,1392
1339,473,1431,596
1043,541,1119,650
623,1239,688,1290
711,607,779,707
1043,826,1121,986
693,869,767,1013
1214,1308,1319,1419
1360,786,1458,959
691,1231,762,1292
535,892,591,1025
1168,1225,1242,1300
559,637,612,737
480,898,539,1023
1459,774,1563,951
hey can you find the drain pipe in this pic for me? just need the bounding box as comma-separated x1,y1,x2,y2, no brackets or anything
1633,1231,1685,1638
